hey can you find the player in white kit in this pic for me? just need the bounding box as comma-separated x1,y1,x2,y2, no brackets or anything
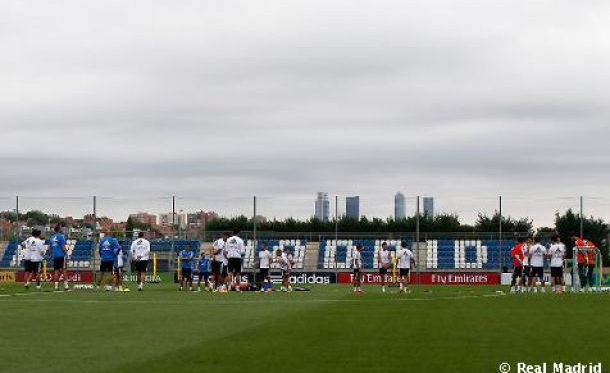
130,232,151,291
520,237,532,292
528,236,548,293
276,249,293,292
257,244,273,290
23,229,45,290
352,244,364,293
225,229,245,291
548,235,566,294
396,241,414,294
377,242,392,293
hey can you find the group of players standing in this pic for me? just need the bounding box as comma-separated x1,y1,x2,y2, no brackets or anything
351,240,415,294
20,226,68,290
19,226,600,294
510,235,599,294
19,226,152,292
176,228,297,292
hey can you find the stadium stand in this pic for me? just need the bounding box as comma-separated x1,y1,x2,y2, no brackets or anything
425,240,515,270
318,239,516,270
0,237,526,271
148,240,200,253
0,239,95,269
244,239,307,270
0,241,18,267
65,240,93,269
318,239,412,269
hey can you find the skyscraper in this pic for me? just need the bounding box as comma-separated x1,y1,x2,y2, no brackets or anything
345,196,360,219
423,197,435,217
314,192,330,221
394,192,406,220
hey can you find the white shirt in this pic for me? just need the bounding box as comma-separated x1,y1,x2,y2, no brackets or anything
225,236,245,259
379,249,391,266
212,239,225,262
397,248,414,269
352,250,362,269
548,243,566,268
116,248,124,267
529,244,547,267
258,250,273,269
130,238,151,261
278,253,291,271
522,245,530,266
287,253,294,266
23,237,45,262
18,244,29,261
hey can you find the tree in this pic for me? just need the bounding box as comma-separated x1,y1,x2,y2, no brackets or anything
555,209,609,266
125,216,135,239
24,210,49,226
475,212,533,233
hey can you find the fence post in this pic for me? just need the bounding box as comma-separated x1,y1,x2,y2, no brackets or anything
15,196,19,242
170,196,176,281
499,195,503,277
580,196,585,240
91,196,97,285
416,196,420,286
253,196,257,284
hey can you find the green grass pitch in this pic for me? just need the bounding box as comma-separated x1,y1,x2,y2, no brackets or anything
1,282,609,373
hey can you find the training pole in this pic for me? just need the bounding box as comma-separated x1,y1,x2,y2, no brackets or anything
335,195,339,280
253,195,257,284
499,196,503,277
416,196,420,286
92,196,97,282
171,196,176,281
580,196,585,240
15,196,19,244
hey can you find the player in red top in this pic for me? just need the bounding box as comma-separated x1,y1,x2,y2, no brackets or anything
510,237,525,294
571,236,597,292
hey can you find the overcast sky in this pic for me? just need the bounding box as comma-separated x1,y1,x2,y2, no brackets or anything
1,1,610,226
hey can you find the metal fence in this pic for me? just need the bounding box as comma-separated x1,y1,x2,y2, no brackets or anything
0,194,606,239
1,194,608,274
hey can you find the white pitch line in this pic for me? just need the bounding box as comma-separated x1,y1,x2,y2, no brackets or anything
0,293,503,305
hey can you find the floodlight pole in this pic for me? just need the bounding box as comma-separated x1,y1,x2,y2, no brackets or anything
15,196,19,242
92,196,97,280
334,196,338,243
416,196,420,286
499,196,503,276
335,195,339,280
580,196,585,240
253,196,257,283
171,196,176,279
202,213,206,243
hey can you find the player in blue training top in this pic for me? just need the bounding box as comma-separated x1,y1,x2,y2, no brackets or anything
97,231,120,291
49,225,69,291
179,244,195,291
197,251,211,292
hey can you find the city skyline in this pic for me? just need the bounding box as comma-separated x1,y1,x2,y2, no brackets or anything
0,192,600,227
423,197,435,217
345,196,360,220
395,192,406,220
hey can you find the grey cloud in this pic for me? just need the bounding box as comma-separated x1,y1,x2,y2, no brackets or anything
1,0,610,226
